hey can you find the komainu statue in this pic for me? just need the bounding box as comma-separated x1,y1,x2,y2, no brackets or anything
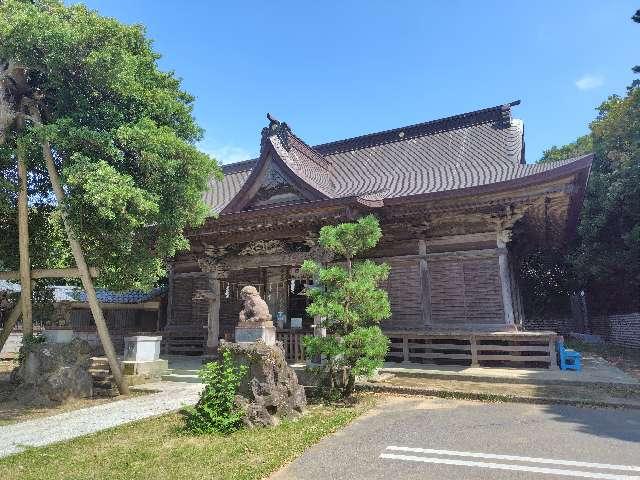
239,285,272,324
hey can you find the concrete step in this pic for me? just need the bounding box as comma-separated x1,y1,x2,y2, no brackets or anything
161,368,201,383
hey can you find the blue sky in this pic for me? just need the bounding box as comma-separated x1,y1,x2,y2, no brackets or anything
78,1,638,164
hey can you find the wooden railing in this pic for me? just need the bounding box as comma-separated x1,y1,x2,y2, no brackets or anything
385,331,558,369
276,329,310,362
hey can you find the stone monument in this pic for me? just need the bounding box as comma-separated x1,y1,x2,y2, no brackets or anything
235,285,276,345
11,338,94,404
222,284,306,427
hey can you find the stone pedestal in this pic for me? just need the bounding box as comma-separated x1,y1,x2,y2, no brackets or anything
124,335,161,361
235,321,276,346
121,335,167,385
43,328,74,344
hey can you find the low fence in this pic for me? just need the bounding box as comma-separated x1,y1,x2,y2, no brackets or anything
385,331,557,369
276,329,310,363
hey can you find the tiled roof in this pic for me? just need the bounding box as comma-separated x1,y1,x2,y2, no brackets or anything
51,286,166,304
0,280,21,293
204,102,587,213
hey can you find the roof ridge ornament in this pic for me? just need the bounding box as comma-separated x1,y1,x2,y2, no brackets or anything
261,112,291,151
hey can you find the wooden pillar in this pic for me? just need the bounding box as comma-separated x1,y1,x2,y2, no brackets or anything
166,263,175,327
402,335,410,363
418,239,432,327
497,231,515,327
206,273,221,355
16,144,32,335
548,334,559,370
470,334,479,367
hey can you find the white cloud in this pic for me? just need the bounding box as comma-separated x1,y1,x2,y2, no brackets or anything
575,74,604,91
203,145,254,165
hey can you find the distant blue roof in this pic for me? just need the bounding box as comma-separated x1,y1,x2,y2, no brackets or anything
0,280,165,303
52,286,166,304
0,280,21,293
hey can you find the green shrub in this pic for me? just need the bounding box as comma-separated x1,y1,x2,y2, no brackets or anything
304,326,389,399
182,350,248,434
302,215,391,398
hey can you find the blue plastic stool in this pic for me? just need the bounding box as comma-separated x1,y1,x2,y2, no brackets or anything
557,341,582,371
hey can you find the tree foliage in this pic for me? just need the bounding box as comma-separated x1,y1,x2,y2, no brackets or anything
0,0,221,290
539,134,592,164
301,215,391,398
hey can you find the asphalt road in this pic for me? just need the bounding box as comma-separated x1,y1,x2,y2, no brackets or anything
271,396,640,480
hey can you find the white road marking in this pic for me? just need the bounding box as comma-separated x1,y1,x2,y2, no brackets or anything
386,446,640,473
379,453,640,480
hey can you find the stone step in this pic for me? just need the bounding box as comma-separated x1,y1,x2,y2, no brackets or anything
161,370,201,383
93,378,115,389
93,386,119,397
88,357,117,394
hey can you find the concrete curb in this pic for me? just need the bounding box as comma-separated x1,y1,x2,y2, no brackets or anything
359,382,640,410
378,368,640,392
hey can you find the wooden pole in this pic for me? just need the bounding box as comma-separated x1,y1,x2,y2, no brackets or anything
35,126,129,394
0,297,22,355
16,138,32,336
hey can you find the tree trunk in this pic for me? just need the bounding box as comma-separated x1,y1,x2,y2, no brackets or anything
16,139,32,336
343,371,356,398
38,137,129,395
0,297,22,355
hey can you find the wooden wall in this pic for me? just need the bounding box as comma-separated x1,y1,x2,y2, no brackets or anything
428,253,504,328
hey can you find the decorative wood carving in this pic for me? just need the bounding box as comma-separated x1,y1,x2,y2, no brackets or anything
238,240,286,256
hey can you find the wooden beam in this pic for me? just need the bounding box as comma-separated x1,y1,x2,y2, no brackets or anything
68,301,160,311
0,267,99,281
0,297,22,354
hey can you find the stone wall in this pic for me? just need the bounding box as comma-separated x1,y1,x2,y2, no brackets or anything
608,313,640,348
525,312,640,349
524,316,578,334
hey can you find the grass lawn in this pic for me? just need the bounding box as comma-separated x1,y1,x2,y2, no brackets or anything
0,396,374,480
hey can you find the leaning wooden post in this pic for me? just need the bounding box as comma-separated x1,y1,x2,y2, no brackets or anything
33,118,128,394
0,297,22,354
16,139,33,335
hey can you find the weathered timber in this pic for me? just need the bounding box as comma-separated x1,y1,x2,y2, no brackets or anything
16,143,32,335
0,267,99,281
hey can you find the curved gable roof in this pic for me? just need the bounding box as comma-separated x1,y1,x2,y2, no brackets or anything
204,102,589,215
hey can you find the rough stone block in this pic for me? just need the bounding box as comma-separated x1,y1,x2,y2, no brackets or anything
219,340,306,428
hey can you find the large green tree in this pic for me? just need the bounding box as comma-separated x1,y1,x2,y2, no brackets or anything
0,0,221,291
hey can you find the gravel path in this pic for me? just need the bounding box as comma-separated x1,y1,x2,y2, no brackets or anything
0,381,202,458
